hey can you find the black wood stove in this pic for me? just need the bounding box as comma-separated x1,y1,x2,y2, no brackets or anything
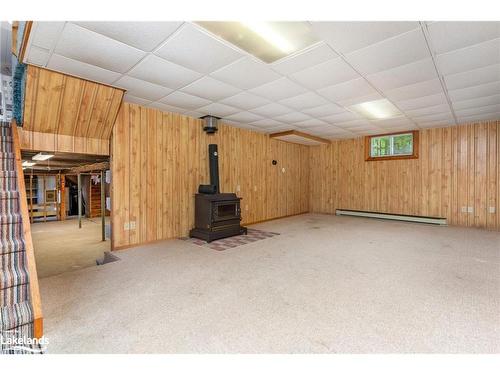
189,144,247,242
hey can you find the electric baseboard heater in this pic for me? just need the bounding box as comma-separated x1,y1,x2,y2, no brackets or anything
335,209,447,225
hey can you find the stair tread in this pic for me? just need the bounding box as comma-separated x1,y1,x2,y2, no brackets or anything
0,238,25,255
0,259,29,291
0,213,22,224
0,301,33,330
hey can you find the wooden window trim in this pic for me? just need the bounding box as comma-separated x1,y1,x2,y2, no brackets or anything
365,130,419,161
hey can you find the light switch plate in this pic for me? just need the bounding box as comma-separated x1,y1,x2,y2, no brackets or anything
461,207,467,213
489,207,496,214
124,222,130,230
467,207,474,213
130,221,136,229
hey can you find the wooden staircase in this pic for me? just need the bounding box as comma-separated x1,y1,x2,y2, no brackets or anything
0,121,43,354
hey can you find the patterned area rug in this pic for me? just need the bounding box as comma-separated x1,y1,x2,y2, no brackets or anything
181,228,280,251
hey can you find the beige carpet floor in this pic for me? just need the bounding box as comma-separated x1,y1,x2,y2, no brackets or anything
32,217,110,278
38,214,500,353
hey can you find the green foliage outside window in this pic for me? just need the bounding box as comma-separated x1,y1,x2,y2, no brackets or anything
370,133,413,157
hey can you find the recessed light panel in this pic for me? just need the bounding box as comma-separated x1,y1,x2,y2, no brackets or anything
196,22,319,63
349,98,402,120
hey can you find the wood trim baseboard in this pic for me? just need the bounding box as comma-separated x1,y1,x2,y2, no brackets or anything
112,212,310,251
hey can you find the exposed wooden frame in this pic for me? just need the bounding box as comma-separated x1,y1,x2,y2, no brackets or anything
269,130,330,145
67,161,110,174
365,130,419,161
17,21,33,62
12,121,43,339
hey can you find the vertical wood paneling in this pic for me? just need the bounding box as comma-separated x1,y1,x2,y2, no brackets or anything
111,103,310,248
310,121,500,231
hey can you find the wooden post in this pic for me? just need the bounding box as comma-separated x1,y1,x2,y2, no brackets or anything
101,170,105,241
78,173,82,229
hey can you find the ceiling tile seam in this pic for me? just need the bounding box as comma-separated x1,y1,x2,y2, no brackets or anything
109,22,186,88
304,22,421,131
321,45,422,130
419,21,458,125
434,35,500,58
26,21,67,67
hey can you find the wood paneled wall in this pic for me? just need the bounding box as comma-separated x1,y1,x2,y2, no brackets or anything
111,103,310,248
18,128,109,155
23,65,124,140
309,121,500,230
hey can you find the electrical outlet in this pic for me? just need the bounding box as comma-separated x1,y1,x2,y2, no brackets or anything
461,207,467,213
130,221,136,230
489,207,496,214
467,207,474,213
282,167,286,173
236,185,240,192
124,222,130,230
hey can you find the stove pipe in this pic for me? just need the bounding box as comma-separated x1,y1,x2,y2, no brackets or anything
198,144,220,194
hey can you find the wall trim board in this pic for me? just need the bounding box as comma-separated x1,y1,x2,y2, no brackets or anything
111,103,310,249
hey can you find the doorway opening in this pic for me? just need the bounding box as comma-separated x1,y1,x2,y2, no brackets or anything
21,150,111,278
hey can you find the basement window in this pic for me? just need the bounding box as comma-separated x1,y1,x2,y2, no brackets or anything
365,131,419,161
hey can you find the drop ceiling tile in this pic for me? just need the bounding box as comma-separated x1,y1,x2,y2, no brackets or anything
370,117,415,128
224,122,263,132
336,92,383,107
250,103,293,117
321,111,361,123
279,91,329,110
270,43,337,75
367,58,438,91
211,57,281,90
123,94,152,106
396,92,449,111
150,102,186,114
404,103,452,118
180,76,241,101
249,78,308,101
159,91,211,109
251,119,286,128
219,91,270,110
455,104,500,117
224,111,264,123
302,103,345,117
128,54,202,90
310,21,420,54
155,23,243,73
418,119,455,128
295,118,329,128
26,46,50,66
273,112,312,123
48,53,121,84
452,94,500,111
31,21,65,50
75,21,183,51
55,23,146,73
426,21,500,55
448,81,500,102
318,78,377,102
412,111,455,123
384,78,444,101
197,102,240,117
457,112,500,124
114,76,173,101
333,119,373,128
290,57,360,90
183,111,204,119
436,38,500,76
443,64,500,91
345,28,430,75
305,124,341,134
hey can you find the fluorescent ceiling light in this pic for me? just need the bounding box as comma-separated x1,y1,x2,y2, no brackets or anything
32,152,54,161
196,21,319,63
349,99,402,120
22,161,36,167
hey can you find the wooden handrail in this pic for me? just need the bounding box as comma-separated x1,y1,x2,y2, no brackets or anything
11,120,43,339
